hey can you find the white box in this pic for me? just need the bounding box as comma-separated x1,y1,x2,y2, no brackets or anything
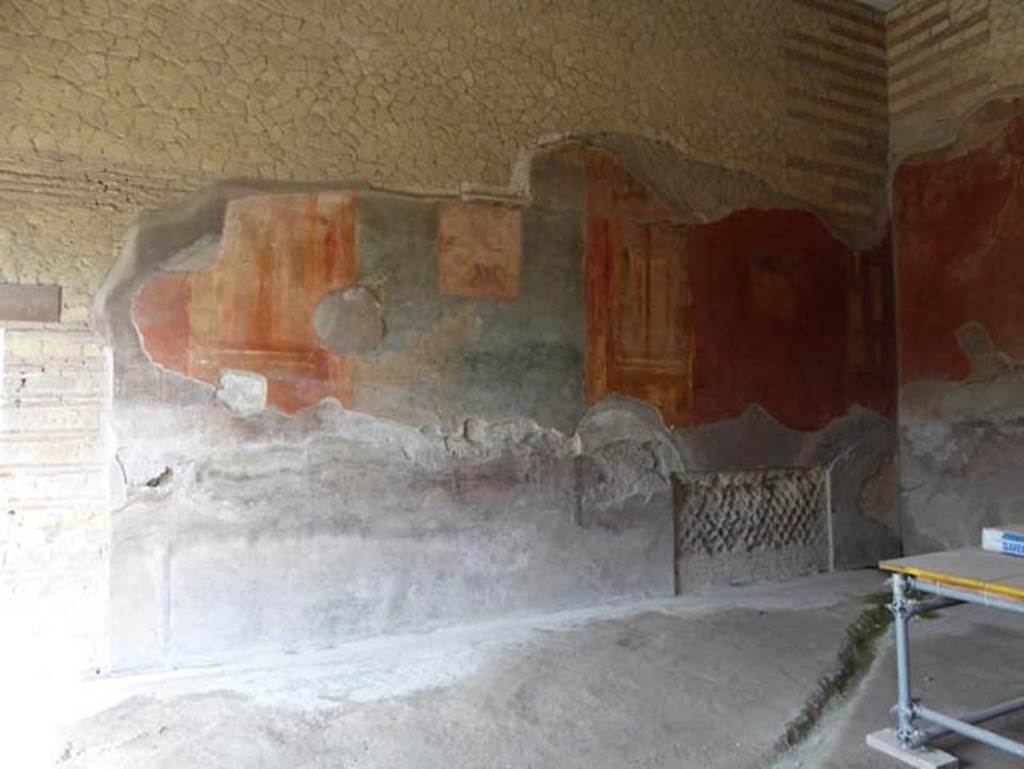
982,524,1024,558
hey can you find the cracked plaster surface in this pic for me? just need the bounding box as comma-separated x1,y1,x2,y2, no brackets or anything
6,0,1024,327
0,0,898,326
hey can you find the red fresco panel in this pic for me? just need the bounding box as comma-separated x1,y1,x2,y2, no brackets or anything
896,100,1024,385
585,145,894,431
584,151,676,221
687,209,882,431
134,272,191,375
134,193,356,414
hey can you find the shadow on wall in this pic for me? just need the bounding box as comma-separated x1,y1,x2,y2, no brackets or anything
95,134,900,671
896,96,1024,553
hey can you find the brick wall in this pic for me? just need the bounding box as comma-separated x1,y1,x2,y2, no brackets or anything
888,0,994,158
0,329,113,672
884,0,1024,162
784,0,890,238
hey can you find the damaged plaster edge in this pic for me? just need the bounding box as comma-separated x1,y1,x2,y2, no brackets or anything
94,178,371,345
899,320,1024,430
289,397,673,467
891,85,1024,170
121,274,303,425
122,275,317,425
576,395,683,482
94,174,521,359
444,415,582,458
124,287,217,397
674,401,895,448
97,136,894,453
114,395,689,498
97,131,891,348
512,132,889,250
510,130,795,214
899,372,1024,425
797,401,895,435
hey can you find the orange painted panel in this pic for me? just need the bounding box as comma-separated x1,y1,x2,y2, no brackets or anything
134,193,357,414
584,151,676,221
135,272,191,375
438,201,523,301
586,154,694,427
607,219,692,426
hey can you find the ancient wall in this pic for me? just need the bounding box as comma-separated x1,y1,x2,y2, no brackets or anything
894,98,1024,552
887,0,1024,162
94,140,898,668
0,330,112,675
0,0,902,673
580,149,895,432
884,0,1024,553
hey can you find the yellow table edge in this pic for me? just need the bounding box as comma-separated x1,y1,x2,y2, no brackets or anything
879,561,1024,603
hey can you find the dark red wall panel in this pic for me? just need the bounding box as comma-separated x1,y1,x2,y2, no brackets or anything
688,210,893,430
896,101,1024,385
585,149,894,431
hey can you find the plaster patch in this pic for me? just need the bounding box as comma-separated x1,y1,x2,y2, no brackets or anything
216,370,268,417
314,284,385,355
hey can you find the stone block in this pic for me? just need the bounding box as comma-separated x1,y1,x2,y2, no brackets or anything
0,284,61,323
673,467,830,590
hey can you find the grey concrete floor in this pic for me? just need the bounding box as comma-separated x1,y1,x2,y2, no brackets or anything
784,600,1024,769
35,570,1024,769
